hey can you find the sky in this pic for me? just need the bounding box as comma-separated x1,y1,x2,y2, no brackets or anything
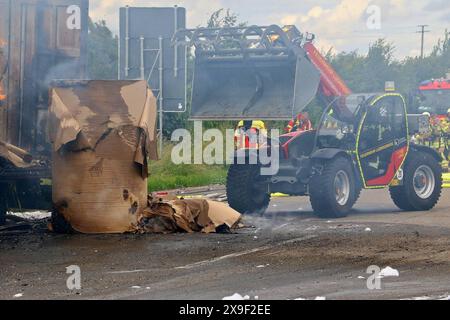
90,0,450,59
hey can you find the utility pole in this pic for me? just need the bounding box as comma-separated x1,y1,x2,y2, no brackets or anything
416,25,430,59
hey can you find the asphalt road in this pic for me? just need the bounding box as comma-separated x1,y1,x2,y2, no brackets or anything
0,189,449,300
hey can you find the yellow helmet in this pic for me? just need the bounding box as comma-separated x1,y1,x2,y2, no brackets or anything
237,120,266,130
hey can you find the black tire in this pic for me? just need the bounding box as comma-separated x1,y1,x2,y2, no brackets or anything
227,164,270,215
309,157,358,218
390,152,442,211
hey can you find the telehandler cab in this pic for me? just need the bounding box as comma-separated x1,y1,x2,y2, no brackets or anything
175,25,442,218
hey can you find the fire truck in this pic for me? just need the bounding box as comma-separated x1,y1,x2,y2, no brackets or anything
413,74,450,119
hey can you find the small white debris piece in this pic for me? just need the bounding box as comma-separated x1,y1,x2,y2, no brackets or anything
131,286,141,289
358,276,365,279
13,293,23,298
254,236,258,240
9,211,51,220
411,296,431,300
378,267,399,278
439,295,450,300
257,265,265,268
294,298,306,300
146,287,151,290
315,296,326,300
365,228,372,232
223,293,250,301
254,296,259,300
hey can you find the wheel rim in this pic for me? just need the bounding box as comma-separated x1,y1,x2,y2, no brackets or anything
334,170,350,206
413,165,435,199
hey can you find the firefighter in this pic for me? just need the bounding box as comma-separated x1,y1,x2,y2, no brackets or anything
235,120,267,149
442,108,450,169
414,112,432,146
285,112,313,133
0,84,5,107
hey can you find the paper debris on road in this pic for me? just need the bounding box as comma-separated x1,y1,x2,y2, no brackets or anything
378,267,400,278
138,199,241,234
223,293,251,301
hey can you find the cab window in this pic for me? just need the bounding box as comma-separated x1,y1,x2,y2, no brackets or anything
358,96,406,181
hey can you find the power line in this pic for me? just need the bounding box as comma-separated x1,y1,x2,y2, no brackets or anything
416,25,430,59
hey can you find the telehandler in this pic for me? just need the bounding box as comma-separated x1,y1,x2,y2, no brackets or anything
175,25,442,218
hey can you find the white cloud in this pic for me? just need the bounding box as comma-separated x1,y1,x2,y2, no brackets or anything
90,0,223,33
89,0,450,59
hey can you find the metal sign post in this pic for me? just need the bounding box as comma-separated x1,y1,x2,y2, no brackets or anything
118,6,187,156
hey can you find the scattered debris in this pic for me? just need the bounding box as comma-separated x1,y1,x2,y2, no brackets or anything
13,293,23,298
0,223,32,233
131,286,141,289
139,198,241,234
378,267,400,278
358,276,365,279
315,297,327,300
365,227,372,232
8,211,51,221
223,293,251,301
0,140,33,167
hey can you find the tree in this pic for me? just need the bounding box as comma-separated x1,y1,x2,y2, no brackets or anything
88,19,118,79
206,9,246,28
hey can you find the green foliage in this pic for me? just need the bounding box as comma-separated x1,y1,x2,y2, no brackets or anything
88,15,450,120
148,143,227,191
88,19,118,79
327,30,450,96
206,9,247,28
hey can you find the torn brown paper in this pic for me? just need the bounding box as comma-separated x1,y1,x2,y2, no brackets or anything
49,80,158,234
139,199,241,234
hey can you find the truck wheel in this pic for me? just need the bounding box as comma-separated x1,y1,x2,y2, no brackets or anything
227,164,270,215
309,157,358,218
390,152,442,211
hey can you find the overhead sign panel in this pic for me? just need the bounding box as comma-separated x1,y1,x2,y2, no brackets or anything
119,6,186,112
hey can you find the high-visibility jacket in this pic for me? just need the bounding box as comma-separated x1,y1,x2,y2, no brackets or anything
235,120,267,149
285,113,313,133
0,83,6,106
237,120,266,131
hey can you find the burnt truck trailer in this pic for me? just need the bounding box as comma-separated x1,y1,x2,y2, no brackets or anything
0,0,88,223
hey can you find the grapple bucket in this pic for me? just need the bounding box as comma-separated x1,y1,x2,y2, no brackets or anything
175,25,321,120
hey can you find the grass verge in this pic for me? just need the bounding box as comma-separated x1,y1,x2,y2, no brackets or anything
148,144,228,192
